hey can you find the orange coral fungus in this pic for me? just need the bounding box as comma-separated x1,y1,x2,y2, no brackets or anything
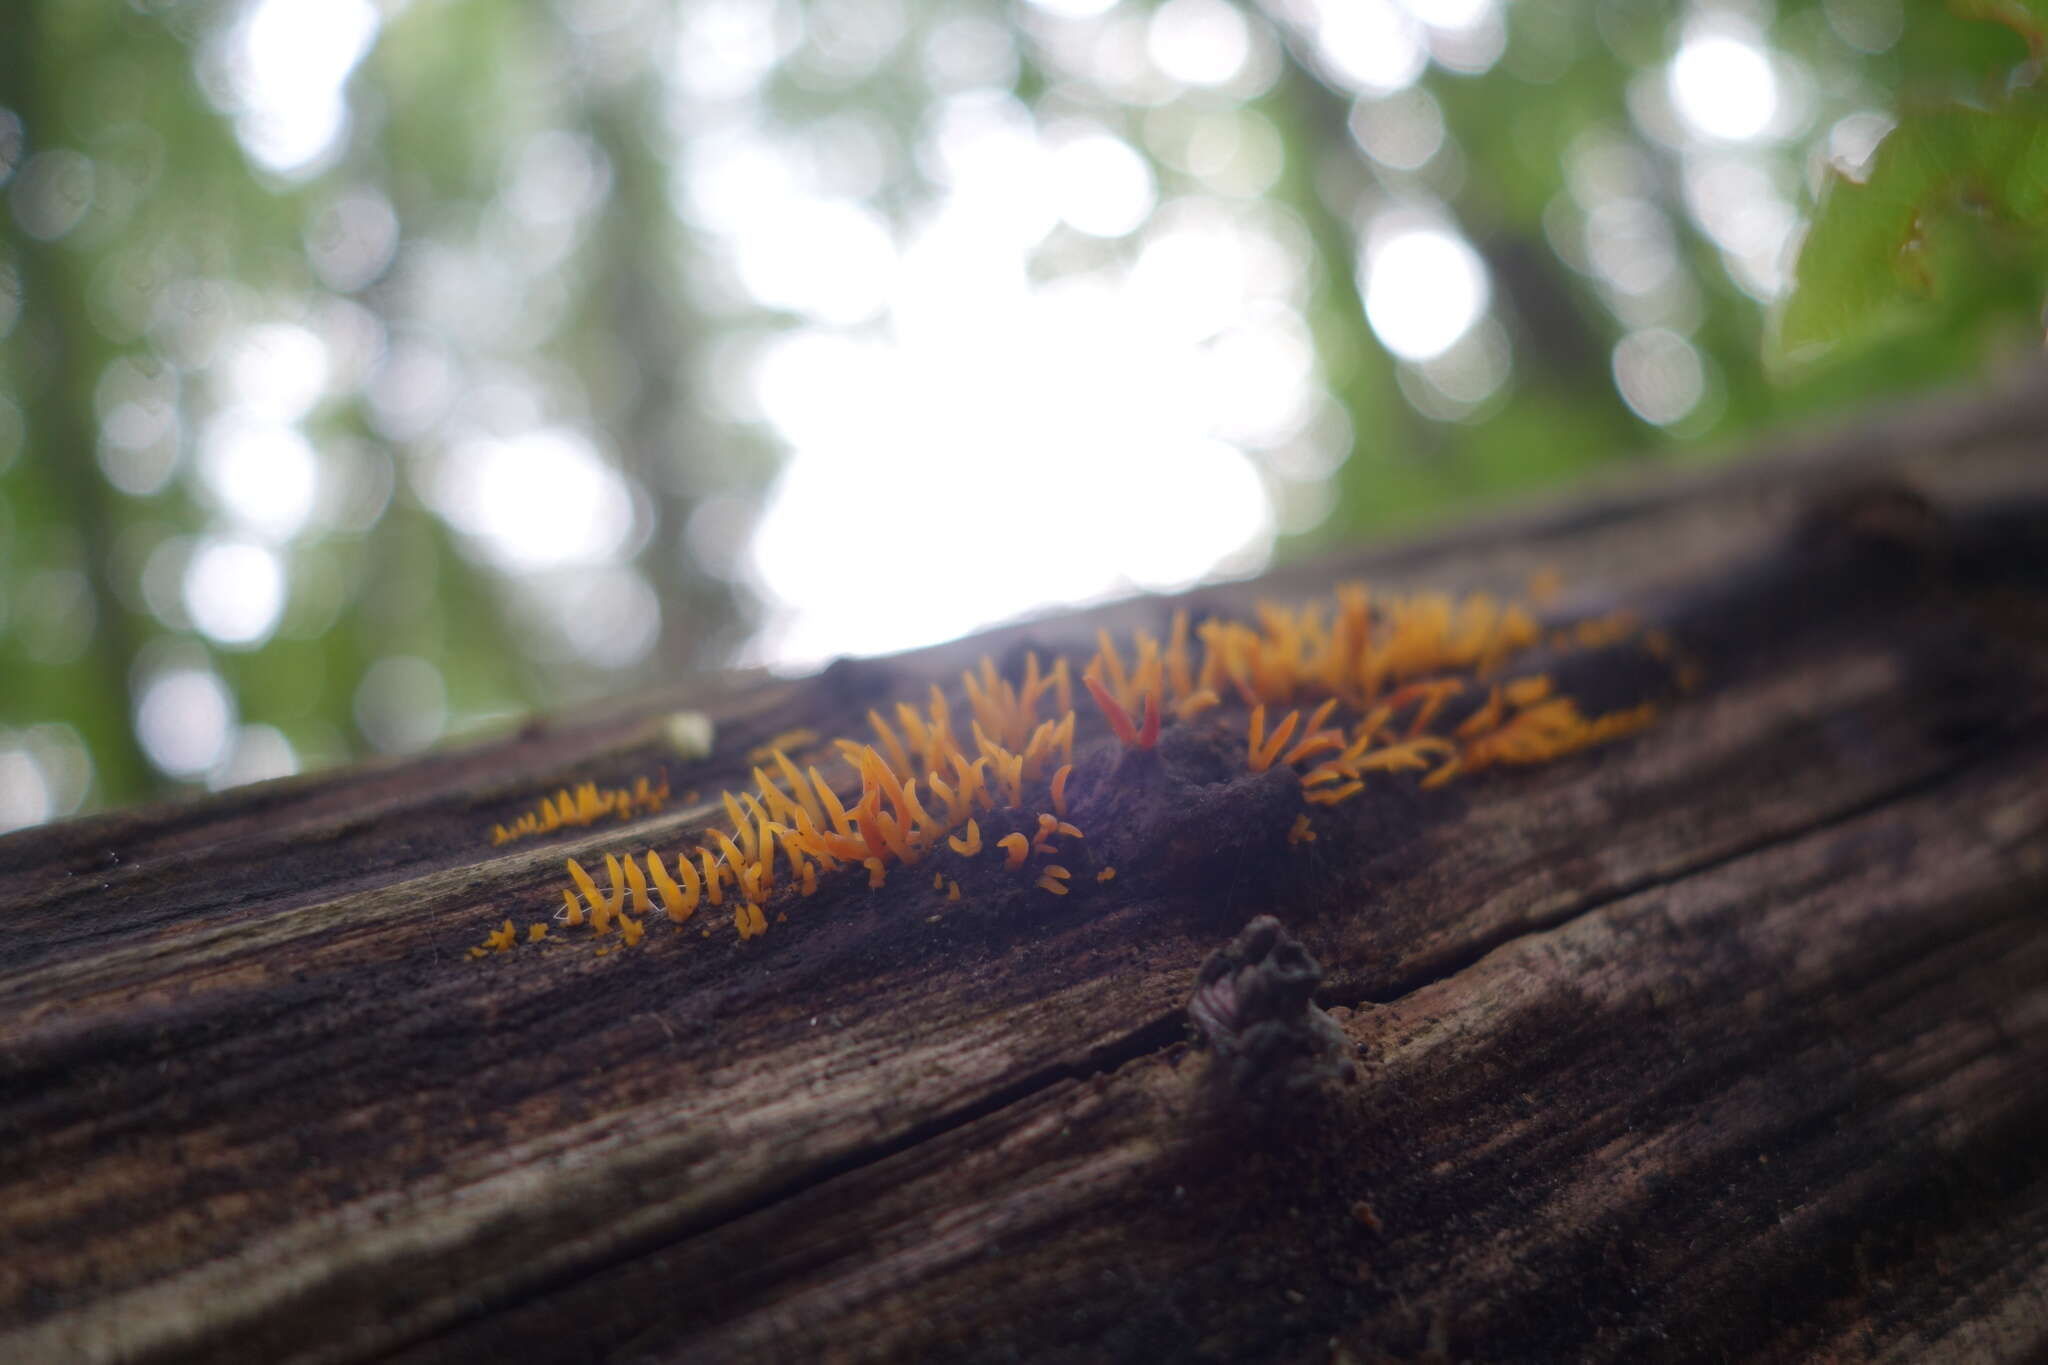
1083,673,1144,749
479,577,1672,959
998,833,1031,870
489,774,669,845
748,729,819,763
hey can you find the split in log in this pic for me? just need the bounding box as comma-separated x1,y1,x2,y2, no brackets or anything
4,371,2048,1363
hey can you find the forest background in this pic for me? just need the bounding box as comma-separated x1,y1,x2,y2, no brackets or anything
1,0,2042,824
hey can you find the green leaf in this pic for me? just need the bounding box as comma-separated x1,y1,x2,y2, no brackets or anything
1772,93,2048,370
1950,0,2048,58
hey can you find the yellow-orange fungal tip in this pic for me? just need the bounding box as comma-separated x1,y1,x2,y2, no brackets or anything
722,793,754,857
748,903,767,937
624,854,651,915
1248,707,1300,773
648,852,694,923
1306,780,1365,806
1282,729,1344,769
773,750,825,826
1042,864,1071,881
933,872,945,891
946,880,961,901
801,863,817,896
868,708,913,778
865,858,888,889
468,946,487,959
749,729,819,763
1097,866,1115,882
621,916,645,947
998,832,1030,869
1036,875,1070,895
696,849,726,906
709,828,748,877
1457,687,1507,739
561,888,586,927
529,922,549,942
1032,813,1060,853
1138,689,1161,748
1050,763,1073,816
567,857,602,912
949,819,982,857
1084,672,1142,748
1288,814,1316,845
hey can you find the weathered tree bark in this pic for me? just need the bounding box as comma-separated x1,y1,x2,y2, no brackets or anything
5,370,2048,1364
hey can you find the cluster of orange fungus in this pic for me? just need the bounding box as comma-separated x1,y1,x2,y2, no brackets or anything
475,580,1673,959
1064,592,1663,810
483,658,1093,957
488,774,669,845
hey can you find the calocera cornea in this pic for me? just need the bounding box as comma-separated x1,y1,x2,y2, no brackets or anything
472,581,1678,957
487,774,670,846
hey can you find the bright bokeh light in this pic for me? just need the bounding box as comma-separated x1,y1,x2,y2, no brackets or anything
1025,0,1120,19
430,428,634,570
199,417,321,542
210,724,299,790
732,197,897,324
919,90,1060,249
1349,89,1445,171
1669,28,1779,143
1363,224,1491,361
221,0,381,175
95,356,182,496
1612,327,1705,425
1399,0,1495,32
137,667,236,778
673,0,802,102
1049,128,1156,238
1584,197,1680,296
514,567,663,670
183,538,287,647
9,150,95,241
1147,0,1252,87
224,324,329,422
1682,155,1800,300
1827,111,1894,181
672,57,1313,669
745,259,1278,664
1404,317,1511,419
0,746,51,834
354,656,448,753
1308,0,1427,96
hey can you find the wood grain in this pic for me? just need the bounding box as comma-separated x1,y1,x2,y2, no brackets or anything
4,372,2047,1364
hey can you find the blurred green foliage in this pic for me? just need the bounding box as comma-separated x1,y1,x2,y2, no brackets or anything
0,0,2041,825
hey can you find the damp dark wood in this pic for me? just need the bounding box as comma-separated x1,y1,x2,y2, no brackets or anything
6,370,2048,1365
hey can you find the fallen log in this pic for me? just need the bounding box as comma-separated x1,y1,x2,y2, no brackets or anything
5,371,2048,1364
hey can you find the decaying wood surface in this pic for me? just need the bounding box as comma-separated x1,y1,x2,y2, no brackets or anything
5,371,2048,1364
